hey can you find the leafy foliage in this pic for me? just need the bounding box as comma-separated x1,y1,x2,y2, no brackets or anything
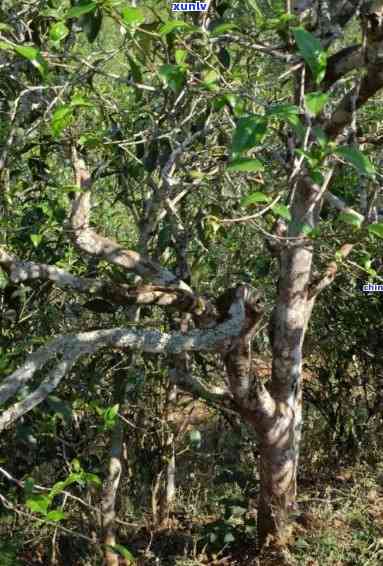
1,0,383,563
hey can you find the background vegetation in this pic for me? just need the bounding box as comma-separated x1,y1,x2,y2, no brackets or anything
0,1,382,564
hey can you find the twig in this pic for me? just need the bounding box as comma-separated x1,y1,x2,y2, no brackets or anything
220,195,282,224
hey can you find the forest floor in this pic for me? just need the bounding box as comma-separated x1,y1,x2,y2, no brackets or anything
2,377,382,566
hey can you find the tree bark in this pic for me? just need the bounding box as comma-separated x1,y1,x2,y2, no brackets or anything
102,419,123,566
101,373,128,566
256,173,315,547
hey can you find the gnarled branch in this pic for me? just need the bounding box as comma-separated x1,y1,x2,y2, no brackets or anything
0,247,216,318
0,286,251,431
323,45,363,88
69,150,191,290
325,2,383,138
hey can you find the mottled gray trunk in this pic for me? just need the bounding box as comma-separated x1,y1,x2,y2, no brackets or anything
257,177,315,547
166,435,176,504
101,369,132,566
101,419,123,566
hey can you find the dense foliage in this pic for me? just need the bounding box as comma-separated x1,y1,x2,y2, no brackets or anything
1,1,383,564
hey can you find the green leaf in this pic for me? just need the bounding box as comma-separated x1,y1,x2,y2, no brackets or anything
47,510,66,522
51,105,73,137
295,149,318,169
71,459,82,472
217,46,231,69
267,104,300,119
158,64,186,93
247,0,264,18
232,115,268,154
201,69,219,91
304,92,328,116
41,6,64,18
0,22,13,32
0,268,9,290
50,21,69,42
311,170,324,185
49,480,69,499
14,45,48,79
26,494,50,516
267,103,304,137
66,2,97,18
368,223,383,239
338,211,363,228
335,146,375,178
159,20,194,35
175,49,187,65
241,192,271,207
83,472,102,487
30,234,42,248
23,478,35,498
202,69,219,85
121,6,145,26
290,221,315,236
70,94,93,107
103,404,120,429
0,41,13,51
272,204,292,221
106,544,135,561
209,22,238,35
13,45,38,60
227,158,264,172
293,27,327,84
313,126,328,148
205,216,222,239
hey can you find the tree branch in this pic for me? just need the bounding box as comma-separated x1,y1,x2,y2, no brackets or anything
169,366,232,404
323,45,363,88
308,243,354,298
325,3,383,138
69,150,190,290
0,287,250,430
325,192,365,223
325,67,383,138
0,247,216,318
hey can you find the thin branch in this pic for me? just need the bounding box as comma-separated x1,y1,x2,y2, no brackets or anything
308,243,354,298
220,195,282,224
0,466,138,528
306,167,336,216
325,191,365,224
168,366,232,404
0,493,99,545
212,35,297,62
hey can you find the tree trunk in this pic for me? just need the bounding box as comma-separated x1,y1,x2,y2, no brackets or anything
166,435,176,505
102,419,123,566
101,370,130,566
257,429,297,549
256,180,315,547
157,384,177,528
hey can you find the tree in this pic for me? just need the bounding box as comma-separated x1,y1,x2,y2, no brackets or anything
1,0,383,559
